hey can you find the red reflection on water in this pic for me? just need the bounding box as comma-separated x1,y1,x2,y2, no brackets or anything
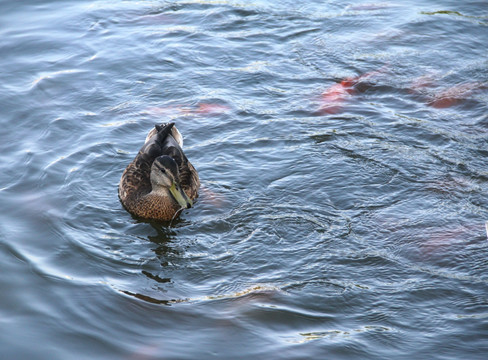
428,82,486,108
420,226,475,257
200,185,226,208
410,75,487,108
144,103,230,117
411,224,481,258
409,74,436,93
195,103,231,115
347,3,394,11
318,81,355,115
318,66,388,115
144,105,184,116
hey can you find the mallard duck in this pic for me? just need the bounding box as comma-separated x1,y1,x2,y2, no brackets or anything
119,123,200,221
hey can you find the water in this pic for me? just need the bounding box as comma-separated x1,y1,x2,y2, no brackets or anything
1,0,487,359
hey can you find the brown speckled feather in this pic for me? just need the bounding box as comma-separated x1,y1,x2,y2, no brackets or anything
119,123,199,221
118,152,152,214
181,161,199,199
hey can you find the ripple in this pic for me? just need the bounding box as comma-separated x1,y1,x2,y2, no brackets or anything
2,0,488,358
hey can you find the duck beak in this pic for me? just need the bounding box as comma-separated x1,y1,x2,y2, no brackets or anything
170,182,193,209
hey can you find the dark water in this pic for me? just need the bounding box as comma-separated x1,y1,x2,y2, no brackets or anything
1,0,488,359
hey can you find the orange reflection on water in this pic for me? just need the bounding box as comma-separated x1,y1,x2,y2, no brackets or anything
318,66,388,115
144,103,231,118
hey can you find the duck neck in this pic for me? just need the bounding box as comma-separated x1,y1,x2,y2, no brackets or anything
149,185,172,198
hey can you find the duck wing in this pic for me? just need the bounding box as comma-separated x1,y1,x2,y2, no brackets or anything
119,151,152,201
119,123,176,201
157,125,200,199
179,158,200,199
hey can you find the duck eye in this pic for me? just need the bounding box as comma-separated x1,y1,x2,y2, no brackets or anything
155,163,166,173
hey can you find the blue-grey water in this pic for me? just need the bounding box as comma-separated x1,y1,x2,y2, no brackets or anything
1,0,487,359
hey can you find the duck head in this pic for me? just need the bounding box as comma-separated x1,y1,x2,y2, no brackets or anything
150,155,192,209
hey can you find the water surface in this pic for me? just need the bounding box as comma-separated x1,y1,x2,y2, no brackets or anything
1,0,487,359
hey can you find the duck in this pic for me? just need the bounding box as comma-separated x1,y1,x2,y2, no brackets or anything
119,122,200,221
